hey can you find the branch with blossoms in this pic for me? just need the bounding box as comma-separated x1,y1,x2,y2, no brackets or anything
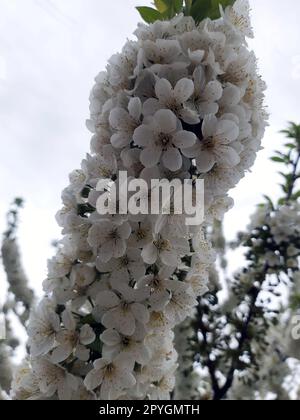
190,123,300,400
1,199,34,325
0,199,35,397
11,0,268,400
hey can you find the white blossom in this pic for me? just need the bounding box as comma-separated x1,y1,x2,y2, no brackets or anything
84,355,136,399
133,109,196,172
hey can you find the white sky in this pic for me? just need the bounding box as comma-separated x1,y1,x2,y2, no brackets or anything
0,0,300,302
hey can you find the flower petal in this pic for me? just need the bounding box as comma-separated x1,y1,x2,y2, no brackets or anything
216,146,241,167
128,97,142,121
154,109,177,134
155,78,173,103
133,125,155,147
131,303,150,325
96,291,120,309
140,147,162,168
111,133,131,148
109,108,131,131
162,148,182,172
160,249,178,267
143,98,161,116
173,131,196,149
196,150,216,173
102,308,136,336
142,243,158,265
100,329,121,346
216,120,239,144
203,81,223,102
174,78,194,102
202,114,218,138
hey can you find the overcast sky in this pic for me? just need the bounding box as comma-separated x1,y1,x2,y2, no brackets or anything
0,0,300,302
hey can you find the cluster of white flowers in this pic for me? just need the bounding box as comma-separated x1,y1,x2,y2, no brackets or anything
13,0,267,400
1,238,34,324
0,343,13,397
248,202,300,269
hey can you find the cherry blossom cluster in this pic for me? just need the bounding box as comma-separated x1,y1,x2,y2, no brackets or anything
13,0,267,400
248,202,300,270
1,238,34,324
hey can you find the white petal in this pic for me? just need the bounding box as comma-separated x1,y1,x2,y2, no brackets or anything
51,345,72,364
181,143,200,159
143,98,161,116
99,241,114,263
197,101,219,117
117,222,132,240
96,291,120,309
155,78,173,103
216,120,239,144
173,131,196,149
62,309,76,331
202,114,218,138
179,108,200,125
131,303,150,325
196,150,216,173
174,78,194,102
111,133,131,149
75,345,90,361
162,148,182,172
140,147,162,168
109,108,131,131
113,239,127,259
142,243,158,264
128,97,142,121
160,249,178,267
102,308,136,336
193,65,206,95
133,125,155,147
203,81,223,102
216,146,241,167
120,371,136,389
84,369,104,391
80,325,96,345
219,85,241,107
100,329,121,346
154,109,177,134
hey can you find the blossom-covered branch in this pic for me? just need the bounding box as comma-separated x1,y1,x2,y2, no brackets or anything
12,0,267,400
1,199,34,325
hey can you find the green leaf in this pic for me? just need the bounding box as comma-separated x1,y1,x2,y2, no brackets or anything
184,0,193,15
155,0,183,18
191,0,234,23
292,191,300,200
278,198,286,206
210,0,234,18
154,0,169,13
263,195,274,210
136,6,162,23
271,157,285,163
285,143,296,149
191,0,212,23
173,0,184,12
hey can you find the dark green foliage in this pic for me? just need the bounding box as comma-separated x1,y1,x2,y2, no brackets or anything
136,0,235,24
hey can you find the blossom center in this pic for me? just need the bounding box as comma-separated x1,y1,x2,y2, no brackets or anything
108,229,120,240
136,228,147,241
154,238,171,252
157,133,172,150
104,363,116,378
